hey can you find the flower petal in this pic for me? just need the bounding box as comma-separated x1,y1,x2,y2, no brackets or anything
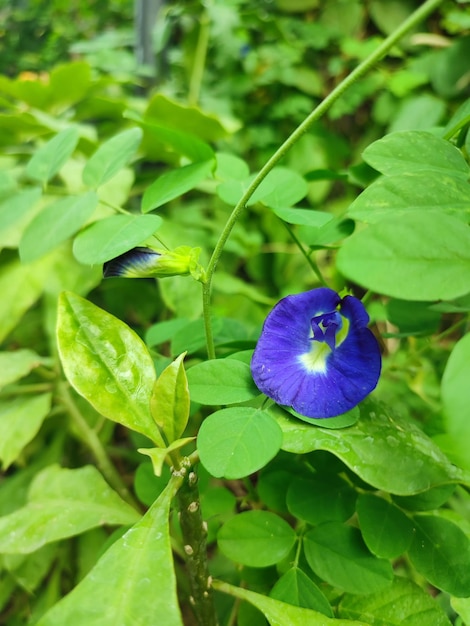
103,247,160,278
251,288,381,419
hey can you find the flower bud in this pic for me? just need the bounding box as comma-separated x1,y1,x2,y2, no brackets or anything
103,246,205,282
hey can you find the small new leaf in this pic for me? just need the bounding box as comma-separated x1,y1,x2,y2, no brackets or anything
139,438,195,476
150,353,190,444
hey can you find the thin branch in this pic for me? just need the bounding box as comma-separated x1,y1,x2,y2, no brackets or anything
201,0,445,358
57,381,142,511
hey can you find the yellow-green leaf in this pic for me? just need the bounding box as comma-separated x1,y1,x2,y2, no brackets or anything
150,353,190,444
57,292,163,444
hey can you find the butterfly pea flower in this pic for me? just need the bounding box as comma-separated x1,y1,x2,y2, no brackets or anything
103,246,205,282
251,288,381,419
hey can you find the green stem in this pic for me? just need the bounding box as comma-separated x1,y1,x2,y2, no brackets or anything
416,315,469,355
226,596,241,626
202,282,216,360
57,381,141,511
293,533,303,568
176,462,218,626
99,199,131,215
281,220,328,286
201,0,444,358
0,383,53,396
188,12,210,107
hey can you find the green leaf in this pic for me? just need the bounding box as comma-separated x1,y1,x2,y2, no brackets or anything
0,255,55,343
170,318,213,355
275,0,319,12
0,349,46,390
145,93,227,141
0,394,51,469
0,465,139,554
134,462,171,507
200,486,236,520
274,401,469,495
138,437,195,477
385,299,441,335
304,522,393,594
0,170,17,201
213,580,367,626
286,475,356,525
336,212,470,300
172,318,254,356
4,543,58,594
226,349,255,366
393,484,456,512
389,94,445,133
198,407,283,479
257,469,293,514
408,515,470,597
187,359,259,405
347,174,470,223
362,131,469,179
0,438,62,518
37,479,183,626
339,577,452,626
369,0,416,35
57,292,162,444
387,69,429,98
218,510,296,567
145,121,215,162
287,406,360,429
25,127,79,184
82,128,143,188
141,160,214,213
270,567,333,616
299,217,355,247
215,152,250,181
356,494,414,559
46,244,103,297
217,167,308,209
49,61,91,108
160,275,203,319
271,207,333,227
145,318,190,347
125,109,216,163
20,192,98,262
0,188,42,233
451,597,470,626
251,167,309,209
150,353,190,444
305,169,348,182
431,293,470,314
213,272,275,305
431,37,470,99
73,214,162,265
441,333,470,471
217,176,256,206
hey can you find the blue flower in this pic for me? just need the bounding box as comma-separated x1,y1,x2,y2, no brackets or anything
251,288,381,418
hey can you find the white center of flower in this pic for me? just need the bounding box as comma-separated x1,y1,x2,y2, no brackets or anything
298,313,350,373
299,341,330,373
